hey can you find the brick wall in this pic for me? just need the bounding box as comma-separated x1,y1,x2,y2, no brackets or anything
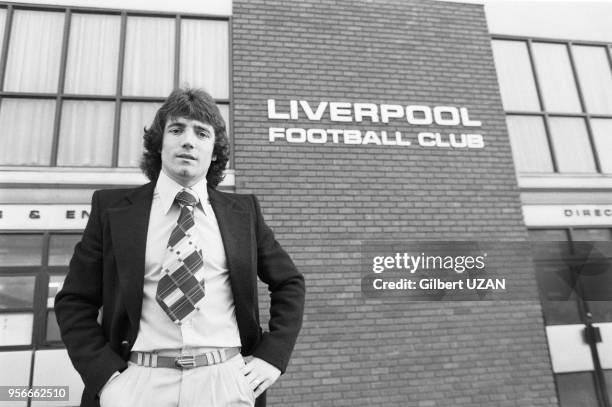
232,0,558,405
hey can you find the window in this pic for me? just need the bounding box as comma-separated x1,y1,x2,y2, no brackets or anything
530,228,612,407
529,229,581,325
531,42,582,113
591,119,612,173
0,232,81,349
573,46,612,115
556,372,600,407
4,10,64,93
548,117,596,173
0,234,43,266
491,40,540,111
492,38,612,175
530,228,612,325
0,4,231,168
505,116,553,172
0,234,42,347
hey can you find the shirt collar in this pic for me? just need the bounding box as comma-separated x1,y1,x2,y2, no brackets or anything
156,170,209,215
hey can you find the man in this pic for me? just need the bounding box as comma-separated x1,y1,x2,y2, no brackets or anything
55,88,305,407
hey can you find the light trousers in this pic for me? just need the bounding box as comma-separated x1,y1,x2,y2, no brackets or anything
99,354,255,407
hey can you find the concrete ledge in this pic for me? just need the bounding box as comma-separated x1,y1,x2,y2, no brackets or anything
0,168,235,188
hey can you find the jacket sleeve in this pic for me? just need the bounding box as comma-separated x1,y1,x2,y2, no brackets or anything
54,191,127,396
250,195,305,373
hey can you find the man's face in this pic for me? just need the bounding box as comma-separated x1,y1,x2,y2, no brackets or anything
161,116,215,187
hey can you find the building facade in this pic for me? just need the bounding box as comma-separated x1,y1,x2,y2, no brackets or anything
0,0,610,406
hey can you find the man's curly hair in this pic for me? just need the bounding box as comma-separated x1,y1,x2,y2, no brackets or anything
140,88,230,188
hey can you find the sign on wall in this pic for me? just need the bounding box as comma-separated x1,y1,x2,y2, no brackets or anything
523,205,612,227
267,99,485,148
0,205,89,230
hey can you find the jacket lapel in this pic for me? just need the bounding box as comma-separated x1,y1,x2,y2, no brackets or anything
107,182,155,330
207,187,254,316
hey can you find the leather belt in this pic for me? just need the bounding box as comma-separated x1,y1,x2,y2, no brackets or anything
129,347,240,369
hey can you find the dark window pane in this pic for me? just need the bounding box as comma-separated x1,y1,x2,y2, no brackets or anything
529,230,570,261
534,261,581,325
589,301,612,323
605,370,612,402
528,229,570,242
530,231,579,325
579,259,612,305
0,276,36,309
572,237,612,323
0,235,43,266
573,228,612,242
46,311,61,342
48,235,81,266
556,372,599,407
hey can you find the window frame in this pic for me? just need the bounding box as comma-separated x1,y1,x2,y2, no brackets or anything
492,35,612,175
0,230,81,351
0,2,233,170
528,226,612,407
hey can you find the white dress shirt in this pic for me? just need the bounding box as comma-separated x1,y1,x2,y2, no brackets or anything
132,170,241,351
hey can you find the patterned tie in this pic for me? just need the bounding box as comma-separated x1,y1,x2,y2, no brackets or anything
156,189,206,323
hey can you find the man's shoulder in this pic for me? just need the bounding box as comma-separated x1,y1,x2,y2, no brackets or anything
93,182,154,207
208,188,258,211
208,188,253,201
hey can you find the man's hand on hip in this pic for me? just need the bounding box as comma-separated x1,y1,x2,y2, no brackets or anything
241,356,281,398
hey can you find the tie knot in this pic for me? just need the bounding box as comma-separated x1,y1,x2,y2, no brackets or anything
175,189,198,207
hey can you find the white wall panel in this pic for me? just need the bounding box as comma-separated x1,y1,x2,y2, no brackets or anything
546,324,594,373
31,349,83,407
0,314,33,346
0,351,31,407
595,322,612,369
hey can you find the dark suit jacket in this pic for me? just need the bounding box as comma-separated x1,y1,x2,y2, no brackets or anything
55,182,305,407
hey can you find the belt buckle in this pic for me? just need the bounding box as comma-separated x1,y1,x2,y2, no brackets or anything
175,355,197,369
